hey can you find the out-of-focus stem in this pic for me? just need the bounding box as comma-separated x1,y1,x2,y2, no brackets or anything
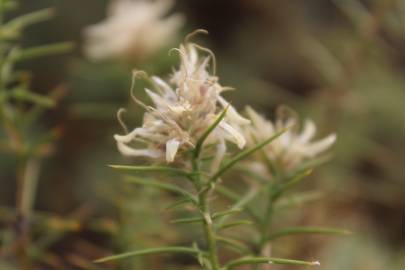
254,184,274,270
20,157,41,219
16,156,41,270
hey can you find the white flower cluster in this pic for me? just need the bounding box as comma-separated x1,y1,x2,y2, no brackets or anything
244,106,336,171
114,42,250,165
84,0,184,61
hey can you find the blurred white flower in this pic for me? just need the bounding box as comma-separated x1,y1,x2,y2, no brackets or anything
114,42,250,165
83,0,184,61
244,106,336,171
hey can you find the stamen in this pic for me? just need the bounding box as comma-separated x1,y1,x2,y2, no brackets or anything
193,44,217,76
116,108,128,134
185,29,209,44
130,70,150,110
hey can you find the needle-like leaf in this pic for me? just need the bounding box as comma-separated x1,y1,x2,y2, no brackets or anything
267,226,351,241
95,246,200,263
165,198,194,211
216,185,260,222
210,129,286,182
125,176,197,203
13,42,74,62
275,191,323,210
215,235,250,254
5,8,54,32
212,208,242,219
170,216,203,224
224,256,320,269
271,169,312,201
219,220,253,231
110,164,194,179
193,106,229,158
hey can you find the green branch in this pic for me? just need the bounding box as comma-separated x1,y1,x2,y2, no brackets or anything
267,226,351,241
95,246,200,263
224,256,320,269
210,129,286,182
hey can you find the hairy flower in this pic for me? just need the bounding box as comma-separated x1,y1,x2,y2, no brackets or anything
114,41,250,165
83,0,184,61
244,106,336,172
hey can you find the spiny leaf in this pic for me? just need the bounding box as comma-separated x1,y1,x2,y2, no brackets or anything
110,164,194,179
216,185,260,222
224,256,320,269
212,208,242,219
271,169,312,201
95,246,200,263
193,106,228,158
170,216,203,224
275,191,323,210
267,226,351,241
13,42,74,62
216,186,258,228
10,88,55,107
295,154,332,173
219,220,253,231
210,129,286,182
125,176,196,203
5,8,53,32
0,1,17,15
165,198,193,211
235,166,269,183
215,235,250,254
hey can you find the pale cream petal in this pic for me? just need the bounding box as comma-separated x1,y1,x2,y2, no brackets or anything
298,119,316,143
151,76,177,100
218,96,250,125
84,0,183,61
166,138,181,162
211,139,226,173
305,134,337,157
145,88,168,108
220,121,246,149
113,127,142,143
149,0,175,17
116,140,161,158
245,106,274,135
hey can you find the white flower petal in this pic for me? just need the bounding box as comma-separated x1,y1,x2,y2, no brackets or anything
211,140,226,173
245,106,274,135
298,119,316,143
83,0,183,61
145,88,168,108
116,140,162,158
152,76,177,100
166,138,181,162
305,133,337,157
220,121,246,149
114,127,143,143
218,96,250,125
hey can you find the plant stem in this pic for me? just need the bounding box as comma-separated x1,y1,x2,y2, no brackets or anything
254,184,274,270
15,156,41,270
192,155,221,270
199,192,221,270
259,186,274,247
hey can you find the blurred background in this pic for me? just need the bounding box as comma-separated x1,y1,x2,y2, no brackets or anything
1,0,405,269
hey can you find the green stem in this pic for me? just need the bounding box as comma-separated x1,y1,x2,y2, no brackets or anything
192,155,221,270
258,184,274,251
16,156,41,270
253,183,275,270
20,157,41,219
